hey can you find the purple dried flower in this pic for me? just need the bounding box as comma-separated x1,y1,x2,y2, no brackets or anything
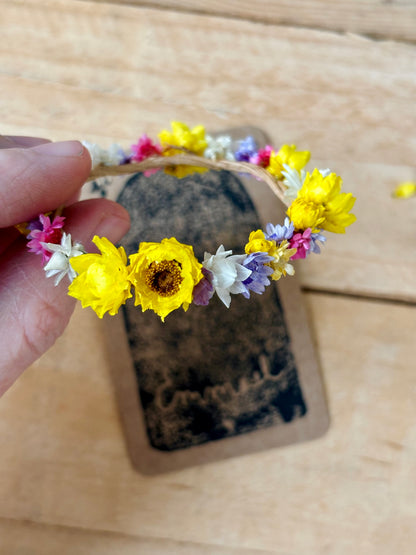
241,251,274,299
192,268,215,306
265,218,294,242
27,217,45,232
234,136,257,162
308,231,326,255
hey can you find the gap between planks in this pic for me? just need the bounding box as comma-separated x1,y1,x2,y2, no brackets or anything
302,287,416,309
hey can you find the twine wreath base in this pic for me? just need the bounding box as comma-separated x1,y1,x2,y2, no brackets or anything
87,154,288,205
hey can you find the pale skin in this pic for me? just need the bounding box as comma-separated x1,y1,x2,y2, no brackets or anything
0,137,130,397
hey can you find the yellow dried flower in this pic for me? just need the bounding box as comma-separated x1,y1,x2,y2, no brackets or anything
158,121,208,178
68,236,132,318
393,182,416,199
288,169,356,233
245,229,276,256
266,144,310,180
128,237,203,321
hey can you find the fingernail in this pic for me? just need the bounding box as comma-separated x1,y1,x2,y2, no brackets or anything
94,213,131,243
32,140,85,157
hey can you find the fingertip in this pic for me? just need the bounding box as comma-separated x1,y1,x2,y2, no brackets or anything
31,140,92,181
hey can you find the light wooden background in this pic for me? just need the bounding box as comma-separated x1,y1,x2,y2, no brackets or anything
1,1,415,553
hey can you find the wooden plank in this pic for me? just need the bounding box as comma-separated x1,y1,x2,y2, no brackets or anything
0,0,415,167
88,0,416,44
0,0,415,300
0,294,415,554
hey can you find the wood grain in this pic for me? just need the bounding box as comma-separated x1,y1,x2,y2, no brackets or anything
88,0,416,43
1,1,415,165
0,294,415,555
1,0,415,300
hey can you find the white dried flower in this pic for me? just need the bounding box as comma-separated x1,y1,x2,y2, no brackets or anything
82,141,125,168
202,245,251,308
204,135,235,161
42,233,85,285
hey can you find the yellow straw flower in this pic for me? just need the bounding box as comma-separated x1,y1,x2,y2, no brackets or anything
287,197,326,231
393,181,416,199
158,121,208,178
245,229,276,256
266,144,310,180
287,169,356,233
68,236,132,318
128,237,203,321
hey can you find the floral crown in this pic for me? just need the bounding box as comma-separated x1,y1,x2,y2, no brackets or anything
21,122,356,321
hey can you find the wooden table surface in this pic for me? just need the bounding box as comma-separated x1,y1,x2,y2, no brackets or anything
1,1,415,553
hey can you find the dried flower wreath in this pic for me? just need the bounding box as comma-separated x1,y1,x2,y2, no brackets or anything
21,122,356,321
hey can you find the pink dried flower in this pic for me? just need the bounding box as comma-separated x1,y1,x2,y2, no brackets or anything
130,134,162,176
289,228,312,260
27,214,65,263
250,145,273,168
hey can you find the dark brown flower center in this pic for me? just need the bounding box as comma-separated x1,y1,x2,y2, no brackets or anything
145,260,183,297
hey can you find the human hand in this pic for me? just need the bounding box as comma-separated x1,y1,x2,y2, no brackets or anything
0,136,130,396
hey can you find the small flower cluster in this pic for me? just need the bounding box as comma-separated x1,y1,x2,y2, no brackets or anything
22,122,356,321
82,121,312,184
